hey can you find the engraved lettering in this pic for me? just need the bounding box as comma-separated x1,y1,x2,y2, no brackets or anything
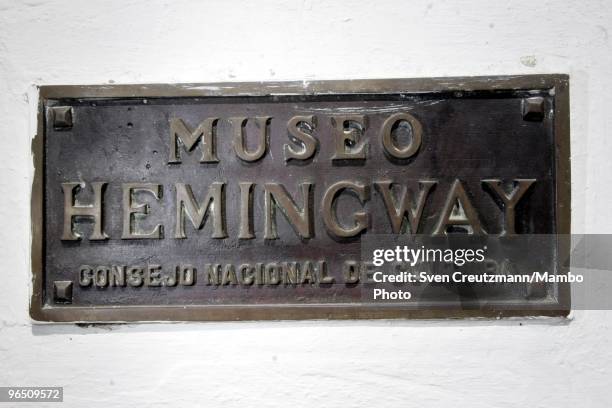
239,264,255,285
205,263,221,285
166,270,178,287
229,116,270,162
317,260,334,284
110,265,126,286
94,266,109,287
175,182,227,238
483,179,536,235
255,263,265,285
284,115,318,162
331,115,367,161
300,261,314,284
121,183,163,239
264,182,313,239
79,265,93,286
238,182,254,239
266,262,281,285
282,262,298,284
375,180,436,234
127,266,144,287
168,117,219,163
61,181,108,241
146,265,162,286
380,112,423,159
322,180,370,238
343,260,360,284
433,179,485,235
179,265,196,286
222,264,238,285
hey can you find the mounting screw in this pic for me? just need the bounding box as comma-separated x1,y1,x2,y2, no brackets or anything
50,106,73,130
53,280,73,304
522,97,545,121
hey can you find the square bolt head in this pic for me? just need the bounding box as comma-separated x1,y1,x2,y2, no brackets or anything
51,106,73,130
522,97,545,121
53,280,73,303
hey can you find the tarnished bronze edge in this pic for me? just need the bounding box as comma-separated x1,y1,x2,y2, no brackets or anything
30,75,571,323
552,76,572,312
38,75,564,98
30,94,45,322
35,305,569,323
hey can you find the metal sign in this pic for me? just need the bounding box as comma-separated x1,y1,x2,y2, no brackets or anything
30,75,570,322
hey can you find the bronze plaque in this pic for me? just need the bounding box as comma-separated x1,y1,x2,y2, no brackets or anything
30,75,570,322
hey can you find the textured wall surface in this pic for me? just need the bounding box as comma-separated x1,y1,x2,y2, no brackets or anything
0,1,611,406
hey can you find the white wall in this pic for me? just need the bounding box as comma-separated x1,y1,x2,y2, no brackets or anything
1,1,611,406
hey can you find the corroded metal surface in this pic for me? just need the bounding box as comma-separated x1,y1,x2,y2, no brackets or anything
30,75,570,322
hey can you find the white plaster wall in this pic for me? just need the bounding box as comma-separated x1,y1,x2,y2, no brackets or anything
0,1,611,406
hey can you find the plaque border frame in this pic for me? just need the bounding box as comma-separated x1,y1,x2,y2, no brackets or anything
30,75,571,322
